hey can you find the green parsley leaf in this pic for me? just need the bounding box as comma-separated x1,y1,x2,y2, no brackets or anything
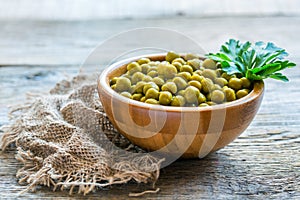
206,39,296,82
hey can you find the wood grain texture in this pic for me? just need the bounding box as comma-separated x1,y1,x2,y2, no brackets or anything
0,16,300,199
0,16,299,65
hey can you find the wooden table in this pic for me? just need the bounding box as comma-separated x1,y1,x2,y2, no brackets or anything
0,16,299,199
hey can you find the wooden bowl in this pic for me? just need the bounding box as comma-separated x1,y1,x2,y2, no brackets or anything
97,54,264,159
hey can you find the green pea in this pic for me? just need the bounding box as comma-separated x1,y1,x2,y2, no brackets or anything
221,73,232,81
214,77,228,87
142,75,153,82
159,91,173,105
202,59,217,69
184,86,200,104
172,61,182,71
184,53,199,61
145,88,159,100
145,98,159,105
188,80,202,91
202,69,217,80
147,70,158,78
164,64,178,79
223,87,236,102
199,103,209,107
111,84,116,90
129,85,136,94
166,51,180,63
121,73,131,79
115,77,131,92
147,66,157,73
148,61,160,66
110,51,254,107
228,78,243,90
176,72,191,81
110,77,118,85
140,96,146,102
193,70,202,76
180,65,194,74
177,89,185,97
137,57,150,65
206,93,211,101
120,91,132,99
241,77,251,89
207,101,217,106
201,78,214,93
132,93,143,101
213,84,222,91
211,90,225,103
187,59,201,70
143,82,159,94
172,57,186,65
141,64,150,74
236,89,249,99
171,95,186,106
198,93,206,104
131,72,145,84
216,68,223,75
127,62,142,75
133,81,146,93
157,62,178,79
190,74,203,82
152,77,165,87
161,82,177,94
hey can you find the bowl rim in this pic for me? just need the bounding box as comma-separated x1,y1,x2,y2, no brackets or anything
98,53,264,113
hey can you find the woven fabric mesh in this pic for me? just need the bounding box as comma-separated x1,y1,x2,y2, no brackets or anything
0,74,163,195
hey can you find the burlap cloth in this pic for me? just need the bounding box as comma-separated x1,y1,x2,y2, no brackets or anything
0,74,164,196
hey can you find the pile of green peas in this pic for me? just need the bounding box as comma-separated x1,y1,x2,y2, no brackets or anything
110,51,252,107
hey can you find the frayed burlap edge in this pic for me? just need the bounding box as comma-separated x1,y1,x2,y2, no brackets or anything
0,74,164,196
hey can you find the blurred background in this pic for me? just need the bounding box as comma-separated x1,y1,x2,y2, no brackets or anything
0,0,299,65
0,0,300,20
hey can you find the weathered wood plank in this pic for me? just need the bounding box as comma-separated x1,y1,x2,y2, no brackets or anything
0,16,300,199
0,64,299,199
0,16,300,65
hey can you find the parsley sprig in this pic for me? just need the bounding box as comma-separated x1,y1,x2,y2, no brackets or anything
207,39,296,82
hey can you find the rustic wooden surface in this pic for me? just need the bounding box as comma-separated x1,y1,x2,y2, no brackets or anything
0,16,299,199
